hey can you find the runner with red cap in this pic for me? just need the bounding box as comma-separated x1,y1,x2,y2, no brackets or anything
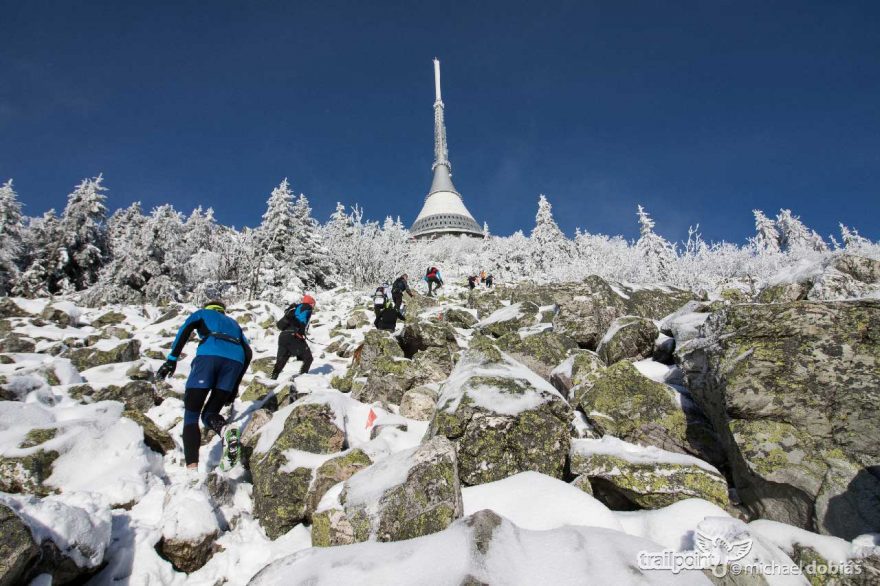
271,294,316,380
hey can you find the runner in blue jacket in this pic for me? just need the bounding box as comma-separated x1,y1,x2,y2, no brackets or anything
156,299,252,469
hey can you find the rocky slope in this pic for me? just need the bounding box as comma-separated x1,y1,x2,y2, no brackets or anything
0,256,879,584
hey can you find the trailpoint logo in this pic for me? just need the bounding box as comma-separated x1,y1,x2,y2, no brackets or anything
638,528,752,578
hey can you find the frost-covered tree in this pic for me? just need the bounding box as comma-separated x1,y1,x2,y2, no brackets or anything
839,223,871,250
775,209,826,252
15,211,61,297
635,205,676,281
752,210,781,253
48,175,110,292
0,180,25,294
291,192,335,289
528,194,573,279
183,206,223,286
83,203,150,304
248,179,306,300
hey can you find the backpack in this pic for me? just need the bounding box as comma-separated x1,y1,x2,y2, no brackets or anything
276,304,297,330
392,277,407,294
373,286,388,308
427,267,438,278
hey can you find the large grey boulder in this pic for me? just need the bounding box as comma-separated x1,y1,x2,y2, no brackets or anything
511,277,693,350
570,437,729,509
0,298,31,319
311,436,462,546
678,299,880,539
156,487,220,573
0,503,39,586
250,400,347,539
398,320,458,358
596,316,659,365
68,338,141,371
426,341,572,486
495,330,579,380
574,361,725,469
549,351,604,399
476,302,541,338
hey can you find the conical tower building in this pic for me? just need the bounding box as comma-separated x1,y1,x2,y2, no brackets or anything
410,59,483,239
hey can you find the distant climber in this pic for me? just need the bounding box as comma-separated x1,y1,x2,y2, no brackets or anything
272,294,316,380
391,274,415,311
374,297,402,331
480,270,487,284
372,282,391,318
155,299,252,470
468,275,478,289
424,266,444,297
486,274,494,288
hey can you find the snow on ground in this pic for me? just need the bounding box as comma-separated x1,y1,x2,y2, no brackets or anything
0,286,870,585
462,471,623,531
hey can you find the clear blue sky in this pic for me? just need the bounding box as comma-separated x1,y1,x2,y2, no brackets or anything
2,1,878,243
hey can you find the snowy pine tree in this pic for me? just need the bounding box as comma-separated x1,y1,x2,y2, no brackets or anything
839,223,871,250
249,179,304,300
752,210,781,253
291,192,335,289
50,175,110,292
635,205,676,281
529,194,573,278
83,203,149,304
0,180,25,294
15,211,62,297
775,209,827,252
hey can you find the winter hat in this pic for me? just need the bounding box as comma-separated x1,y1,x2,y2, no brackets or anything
204,299,227,313
302,294,316,307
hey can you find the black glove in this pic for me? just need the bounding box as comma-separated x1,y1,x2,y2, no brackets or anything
156,360,176,380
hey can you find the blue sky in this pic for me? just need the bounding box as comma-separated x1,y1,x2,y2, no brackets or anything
2,1,878,243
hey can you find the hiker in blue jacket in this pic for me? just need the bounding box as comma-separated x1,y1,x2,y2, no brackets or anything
156,299,252,469
271,294,316,380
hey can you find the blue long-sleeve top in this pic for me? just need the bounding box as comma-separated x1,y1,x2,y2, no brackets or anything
423,270,443,282
167,308,251,364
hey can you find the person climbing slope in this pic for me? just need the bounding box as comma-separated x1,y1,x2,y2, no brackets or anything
155,299,252,470
467,275,478,289
373,282,390,318
424,266,444,296
391,273,415,311
374,297,402,331
272,294,316,380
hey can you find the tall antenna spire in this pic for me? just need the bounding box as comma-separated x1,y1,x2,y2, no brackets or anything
432,58,450,171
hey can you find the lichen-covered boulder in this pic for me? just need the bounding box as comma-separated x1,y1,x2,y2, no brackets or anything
427,347,572,486
833,254,880,284
250,401,346,539
91,311,126,327
549,351,605,399
344,309,371,329
311,436,462,546
40,305,74,327
571,437,729,509
123,410,174,455
444,308,478,329
466,289,504,318
398,320,458,358
305,449,372,520
68,338,140,371
0,333,36,353
249,356,275,376
495,330,579,380
678,299,880,539
124,360,152,381
157,487,220,573
240,408,273,469
400,386,439,421
507,277,693,350
93,380,158,413
575,361,723,468
757,281,811,303
0,503,39,586
0,298,31,319
596,316,659,365
0,435,59,496
476,302,540,338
